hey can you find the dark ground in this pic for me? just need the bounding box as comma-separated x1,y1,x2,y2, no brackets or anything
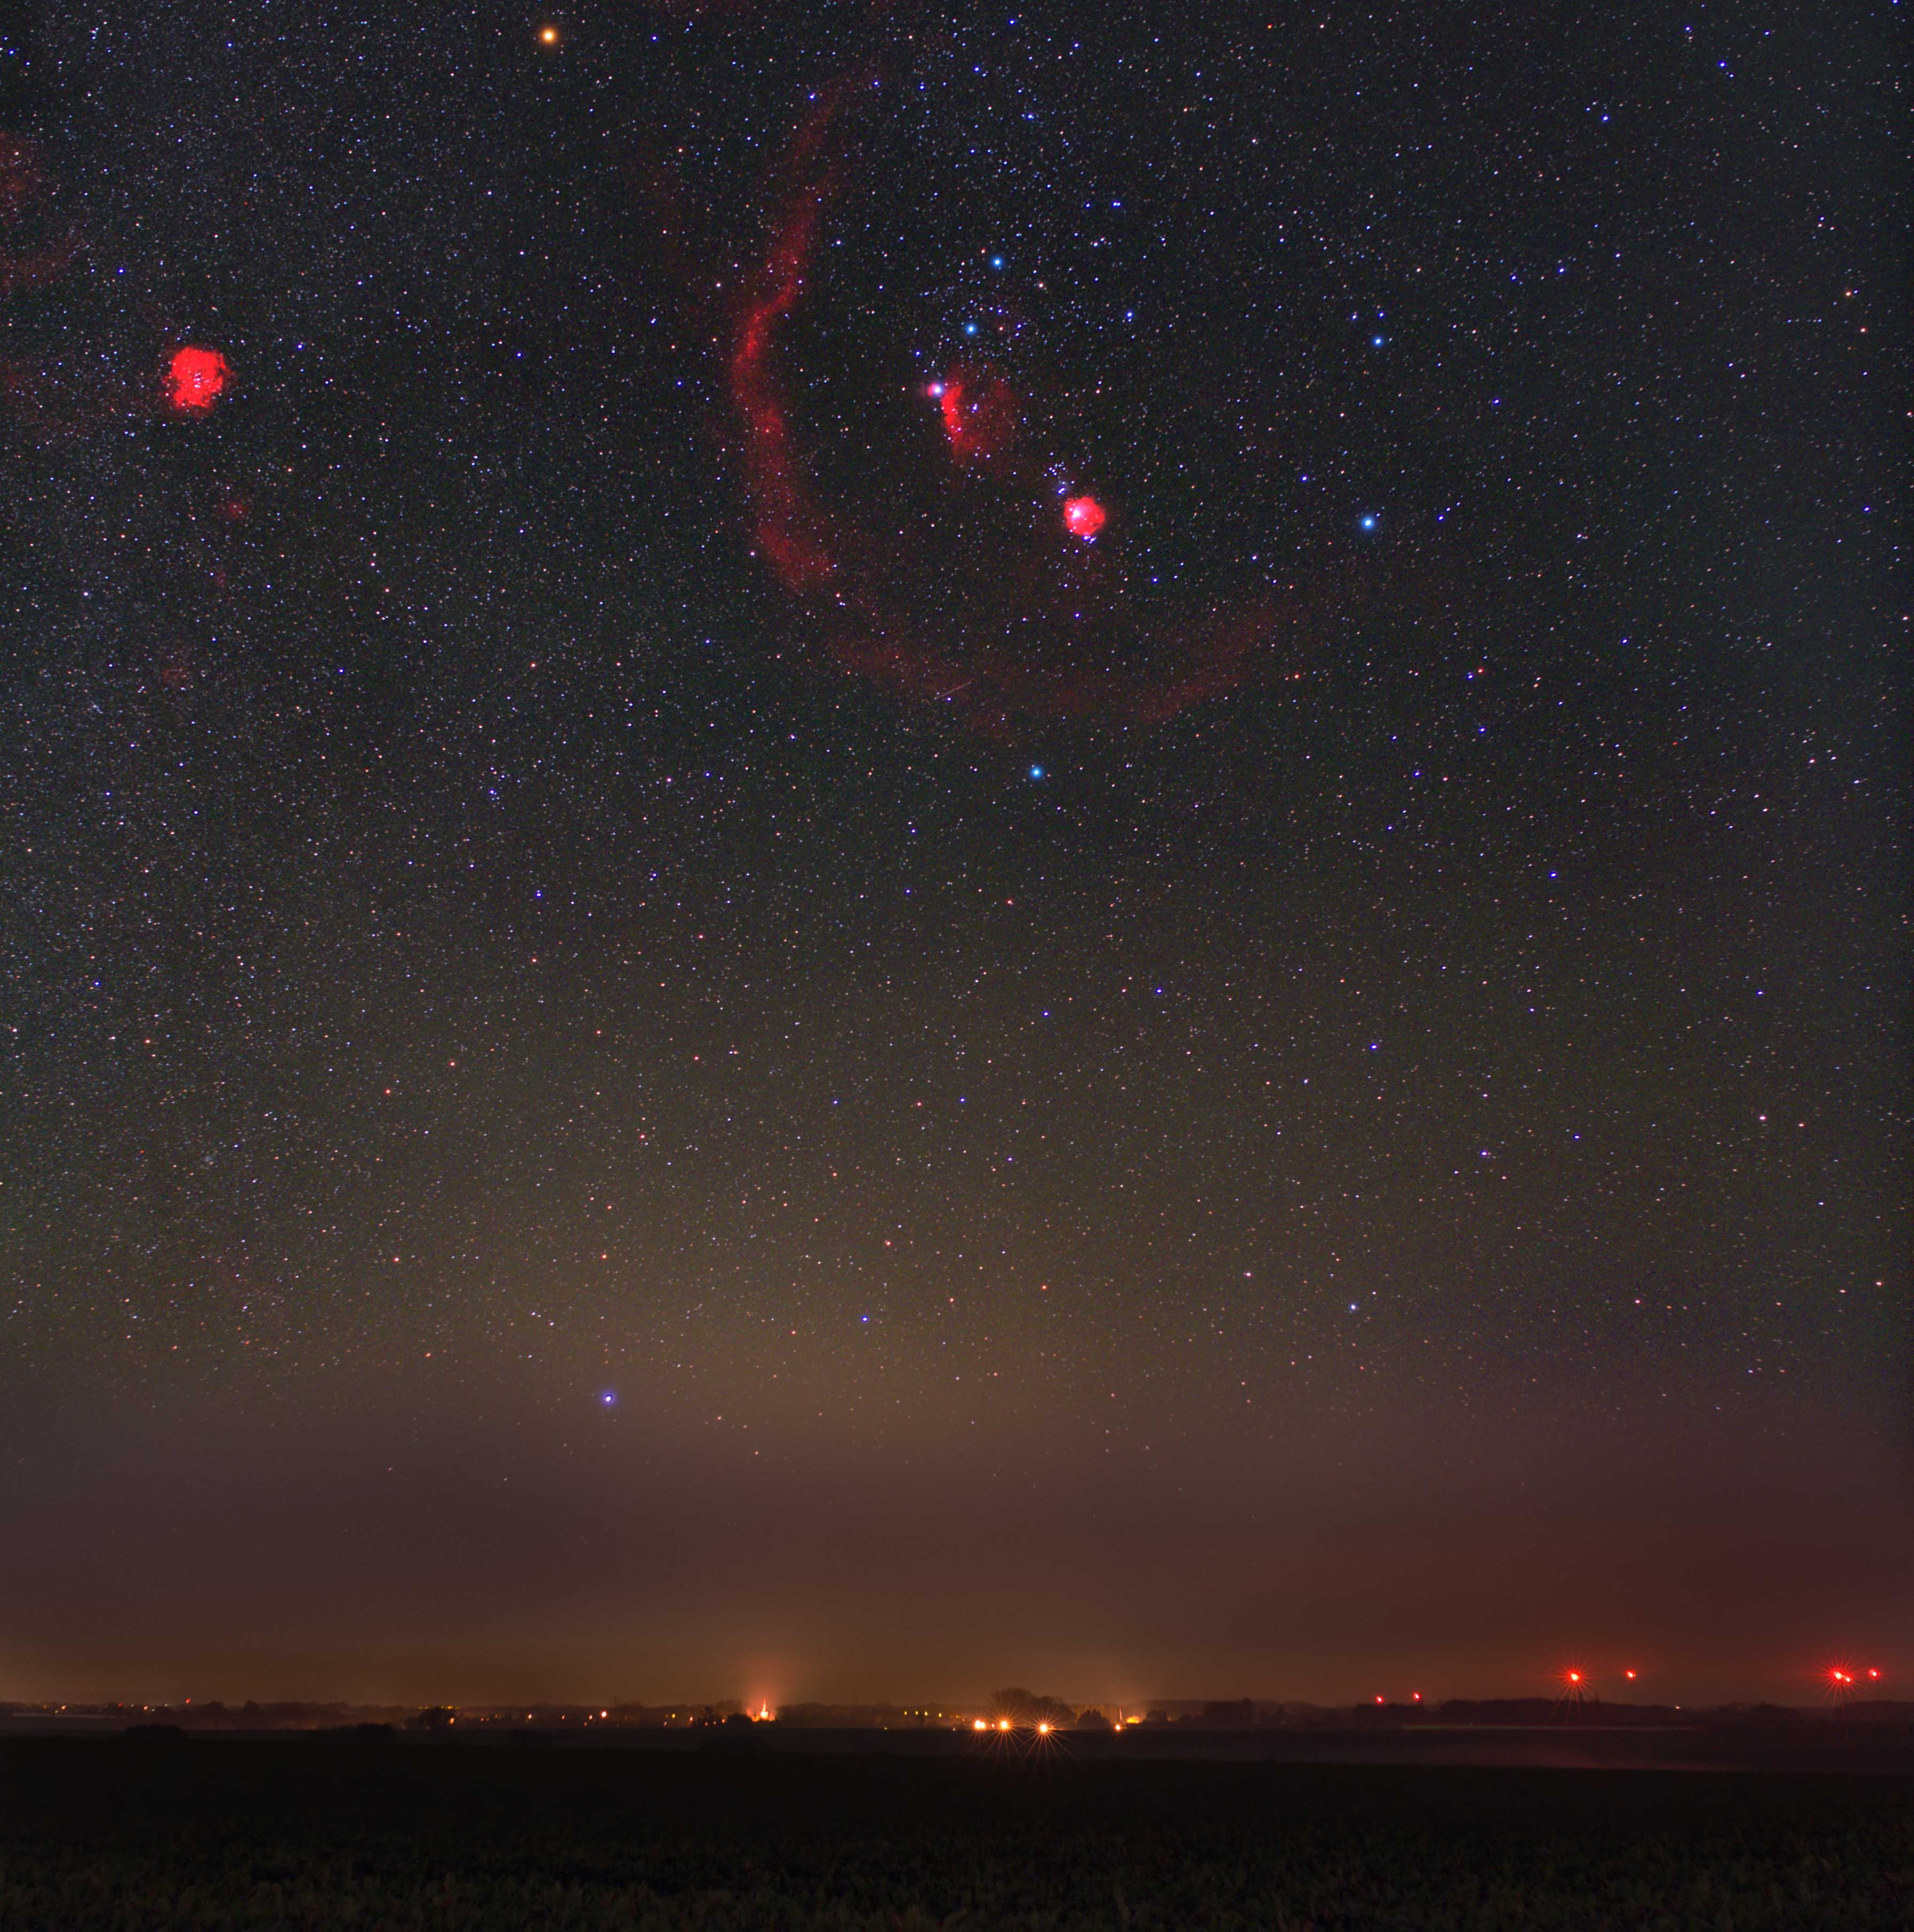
2,1737,1911,1929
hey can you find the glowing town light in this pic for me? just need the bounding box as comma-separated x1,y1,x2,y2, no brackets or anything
165,345,229,415
997,1718,1011,1731
973,1719,988,1731
1036,1721,1052,1735
1062,494,1106,540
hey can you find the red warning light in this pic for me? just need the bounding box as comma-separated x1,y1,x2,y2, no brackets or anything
165,345,229,415
1624,1669,1636,1681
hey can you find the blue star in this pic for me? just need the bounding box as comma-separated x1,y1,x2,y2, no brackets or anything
1028,764,1046,780
599,1390,618,1407
990,254,1005,270
1359,513,1379,532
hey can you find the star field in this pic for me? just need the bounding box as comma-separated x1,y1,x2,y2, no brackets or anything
0,0,1903,1705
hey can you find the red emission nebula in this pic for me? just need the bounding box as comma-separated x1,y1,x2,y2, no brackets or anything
725,82,1316,735
1,133,232,437
166,344,230,415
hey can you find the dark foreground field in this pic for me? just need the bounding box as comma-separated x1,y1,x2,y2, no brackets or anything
2,1739,1910,1930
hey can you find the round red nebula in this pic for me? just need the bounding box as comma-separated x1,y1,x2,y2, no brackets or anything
165,346,229,415
1062,494,1106,540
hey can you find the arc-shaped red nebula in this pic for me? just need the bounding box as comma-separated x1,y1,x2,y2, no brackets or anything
724,82,1318,736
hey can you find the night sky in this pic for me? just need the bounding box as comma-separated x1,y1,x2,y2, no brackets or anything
1,0,1904,1710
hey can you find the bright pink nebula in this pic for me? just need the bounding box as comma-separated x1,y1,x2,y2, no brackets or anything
1062,494,1106,540
166,346,229,415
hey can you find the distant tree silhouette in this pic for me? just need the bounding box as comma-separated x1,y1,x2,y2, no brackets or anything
1197,1700,1256,1728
